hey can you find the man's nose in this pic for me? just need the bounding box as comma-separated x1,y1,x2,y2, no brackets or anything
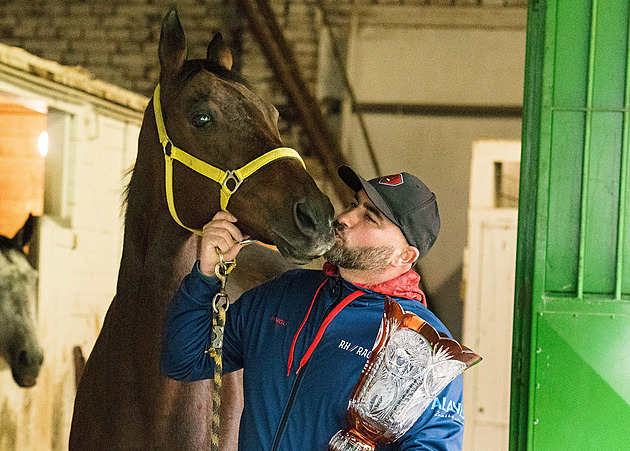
333,219,346,231
336,209,355,227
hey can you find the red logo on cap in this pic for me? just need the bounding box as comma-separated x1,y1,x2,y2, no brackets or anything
379,174,403,186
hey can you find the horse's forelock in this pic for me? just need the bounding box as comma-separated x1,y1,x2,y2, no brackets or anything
177,59,251,91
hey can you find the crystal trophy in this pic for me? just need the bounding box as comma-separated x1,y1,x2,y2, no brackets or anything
329,297,481,450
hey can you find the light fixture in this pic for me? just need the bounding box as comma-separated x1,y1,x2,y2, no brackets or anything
38,131,48,157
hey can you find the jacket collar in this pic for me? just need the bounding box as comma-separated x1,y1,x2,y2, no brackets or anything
322,262,427,307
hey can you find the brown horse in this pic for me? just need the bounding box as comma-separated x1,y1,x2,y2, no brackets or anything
69,9,334,450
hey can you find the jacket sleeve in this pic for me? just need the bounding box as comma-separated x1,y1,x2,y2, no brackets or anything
160,261,222,382
381,375,465,451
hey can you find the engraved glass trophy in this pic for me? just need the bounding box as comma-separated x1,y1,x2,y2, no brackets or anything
329,298,481,450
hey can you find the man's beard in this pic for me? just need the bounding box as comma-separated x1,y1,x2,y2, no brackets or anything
324,240,394,271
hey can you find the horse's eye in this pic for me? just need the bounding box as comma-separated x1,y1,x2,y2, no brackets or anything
192,113,212,128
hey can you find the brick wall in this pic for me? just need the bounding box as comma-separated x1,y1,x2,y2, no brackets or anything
0,0,527,158
0,0,225,96
0,0,526,126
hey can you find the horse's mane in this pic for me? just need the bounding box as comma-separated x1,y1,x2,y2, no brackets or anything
0,235,25,262
0,235,15,252
121,61,251,221
121,164,135,222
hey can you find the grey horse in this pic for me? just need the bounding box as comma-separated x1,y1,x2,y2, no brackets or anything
0,215,44,387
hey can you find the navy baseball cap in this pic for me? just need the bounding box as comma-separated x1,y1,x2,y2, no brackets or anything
338,165,440,259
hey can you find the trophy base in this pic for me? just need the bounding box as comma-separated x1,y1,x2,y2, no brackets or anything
328,429,375,451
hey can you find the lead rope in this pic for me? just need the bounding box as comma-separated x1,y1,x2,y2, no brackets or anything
206,248,231,451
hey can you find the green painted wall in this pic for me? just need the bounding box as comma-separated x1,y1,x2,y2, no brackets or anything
511,0,630,449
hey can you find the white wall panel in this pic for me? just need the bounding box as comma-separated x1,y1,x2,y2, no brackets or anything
352,27,526,105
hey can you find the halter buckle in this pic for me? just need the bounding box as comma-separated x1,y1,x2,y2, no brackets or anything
163,141,172,157
222,170,243,195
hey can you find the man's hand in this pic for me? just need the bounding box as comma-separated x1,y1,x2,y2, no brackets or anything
199,211,246,277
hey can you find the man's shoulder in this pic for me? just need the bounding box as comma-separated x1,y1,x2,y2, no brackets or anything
271,268,326,288
396,299,452,338
280,267,324,280
233,268,327,314
248,268,326,293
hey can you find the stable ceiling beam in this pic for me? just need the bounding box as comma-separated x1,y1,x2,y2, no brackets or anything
236,0,351,204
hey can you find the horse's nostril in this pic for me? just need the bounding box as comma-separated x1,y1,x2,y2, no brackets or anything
18,350,44,368
19,350,29,367
294,199,319,236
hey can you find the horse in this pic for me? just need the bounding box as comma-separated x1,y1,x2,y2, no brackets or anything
0,214,44,388
68,9,335,450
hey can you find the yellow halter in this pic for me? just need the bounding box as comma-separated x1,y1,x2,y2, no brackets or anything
153,84,306,235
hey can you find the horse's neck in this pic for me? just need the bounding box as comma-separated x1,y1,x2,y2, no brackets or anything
116,211,197,317
115,107,199,313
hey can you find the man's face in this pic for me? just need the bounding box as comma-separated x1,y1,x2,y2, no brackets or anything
324,190,406,271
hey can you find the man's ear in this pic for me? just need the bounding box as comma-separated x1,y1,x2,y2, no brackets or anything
392,245,420,268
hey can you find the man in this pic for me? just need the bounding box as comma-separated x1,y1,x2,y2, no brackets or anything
161,166,464,450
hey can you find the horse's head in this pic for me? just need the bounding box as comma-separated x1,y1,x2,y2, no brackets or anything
154,10,335,263
0,215,44,388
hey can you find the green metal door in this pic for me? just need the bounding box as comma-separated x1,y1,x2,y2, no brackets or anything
511,0,630,449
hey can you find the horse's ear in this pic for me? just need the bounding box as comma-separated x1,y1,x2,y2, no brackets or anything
207,33,233,71
159,8,187,79
12,214,36,249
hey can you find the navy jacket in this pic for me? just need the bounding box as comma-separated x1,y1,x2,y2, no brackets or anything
161,263,464,450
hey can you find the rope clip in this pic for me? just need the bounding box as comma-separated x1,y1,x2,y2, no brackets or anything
212,247,230,314
212,292,229,314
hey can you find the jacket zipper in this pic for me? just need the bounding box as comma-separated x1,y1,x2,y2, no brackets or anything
270,279,343,451
270,366,307,451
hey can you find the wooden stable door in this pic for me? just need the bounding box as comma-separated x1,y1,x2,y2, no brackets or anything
463,140,520,451
0,98,46,237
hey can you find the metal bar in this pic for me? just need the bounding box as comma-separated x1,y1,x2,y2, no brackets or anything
235,0,352,204
541,292,630,305
551,107,630,112
576,0,598,300
354,103,523,118
509,0,548,447
615,8,630,300
316,0,382,175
